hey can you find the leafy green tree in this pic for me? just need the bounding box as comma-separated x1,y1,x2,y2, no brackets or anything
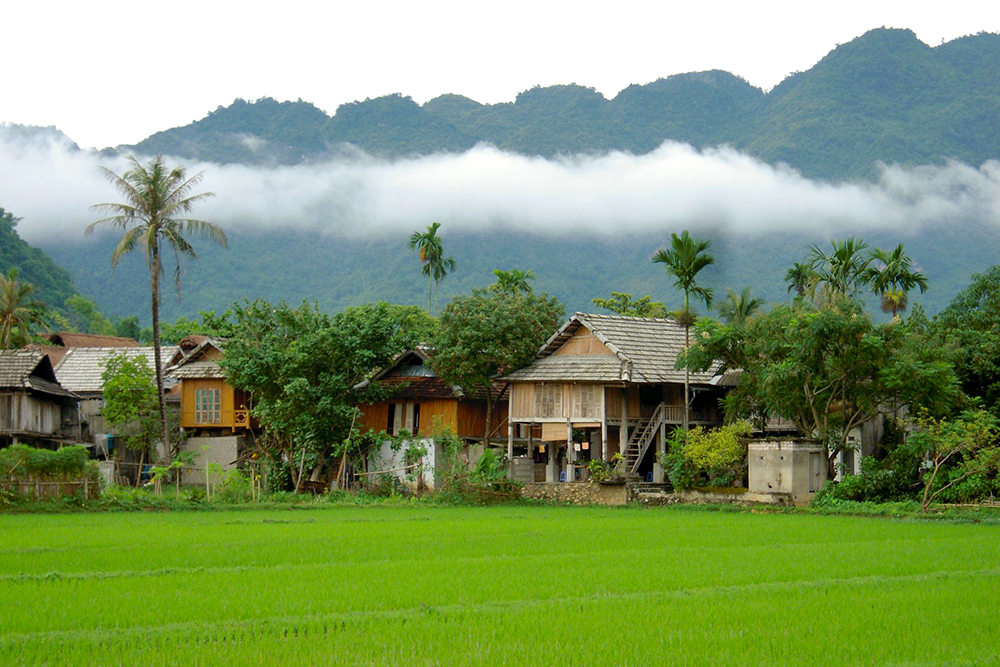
114,316,142,341
87,155,228,454
865,244,928,319
101,352,160,480
652,230,714,431
160,310,234,343
432,288,564,447
933,266,1000,417
716,286,763,325
222,300,414,492
343,302,438,344
408,222,456,315
591,292,670,317
806,237,872,299
0,268,47,349
55,294,115,335
907,409,1000,512
685,298,960,475
490,269,535,295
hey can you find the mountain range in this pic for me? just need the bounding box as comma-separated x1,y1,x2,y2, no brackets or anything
5,27,1000,324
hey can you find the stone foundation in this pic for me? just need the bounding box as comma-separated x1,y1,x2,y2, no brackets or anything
521,482,628,506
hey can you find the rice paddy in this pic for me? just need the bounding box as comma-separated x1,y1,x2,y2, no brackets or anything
1,504,999,666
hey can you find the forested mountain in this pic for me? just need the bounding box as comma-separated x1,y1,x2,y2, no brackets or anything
119,29,1000,180
0,207,80,314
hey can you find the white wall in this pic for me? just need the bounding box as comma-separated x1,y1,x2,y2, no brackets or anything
371,438,437,491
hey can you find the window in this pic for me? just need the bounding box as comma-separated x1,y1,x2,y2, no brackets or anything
534,384,563,418
573,384,601,419
194,388,221,424
412,404,421,435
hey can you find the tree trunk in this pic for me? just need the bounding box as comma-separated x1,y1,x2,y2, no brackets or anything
683,325,690,433
484,389,493,450
150,239,170,463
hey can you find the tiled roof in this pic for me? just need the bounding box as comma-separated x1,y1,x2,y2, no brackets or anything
0,350,76,398
168,360,226,379
54,346,177,395
505,313,722,384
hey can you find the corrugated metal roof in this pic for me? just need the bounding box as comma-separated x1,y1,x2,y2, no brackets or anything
505,313,722,384
54,346,177,394
0,350,77,398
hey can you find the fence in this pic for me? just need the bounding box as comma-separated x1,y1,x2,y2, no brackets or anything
1,477,99,501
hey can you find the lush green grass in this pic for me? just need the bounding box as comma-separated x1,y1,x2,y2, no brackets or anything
1,505,999,665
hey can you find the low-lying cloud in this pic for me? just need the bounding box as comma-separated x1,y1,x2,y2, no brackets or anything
2,124,999,244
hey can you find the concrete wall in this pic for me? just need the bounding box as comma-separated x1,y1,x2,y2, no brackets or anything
748,439,827,506
521,482,628,505
179,435,242,485
372,438,437,491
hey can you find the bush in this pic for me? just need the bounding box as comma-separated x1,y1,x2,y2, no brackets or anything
0,444,96,481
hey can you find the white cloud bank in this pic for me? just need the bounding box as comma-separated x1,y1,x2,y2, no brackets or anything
2,125,999,243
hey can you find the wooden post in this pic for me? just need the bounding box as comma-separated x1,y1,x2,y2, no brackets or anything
507,388,515,463
601,385,608,462
565,419,574,482
619,388,629,455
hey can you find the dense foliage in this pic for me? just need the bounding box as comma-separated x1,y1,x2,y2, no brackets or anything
221,300,416,491
0,206,79,319
100,353,161,458
118,30,1000,180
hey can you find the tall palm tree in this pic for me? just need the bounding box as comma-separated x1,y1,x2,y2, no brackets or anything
0,268,48,349
784,262,816,298
717,286,763,326
806,237,872,299
865,244,928,320
652,231,714,432
408,222,456,315
87,155,227,458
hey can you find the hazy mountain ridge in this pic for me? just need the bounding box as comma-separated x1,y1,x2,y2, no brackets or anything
120,29,1000,180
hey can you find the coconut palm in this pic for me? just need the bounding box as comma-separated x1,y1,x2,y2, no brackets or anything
87,155,227,458
0,268,48,349
717,286,763,326
408,222,456,315
806,237,872,299
865,244,928,320
652,230,714,431
784,262,816,298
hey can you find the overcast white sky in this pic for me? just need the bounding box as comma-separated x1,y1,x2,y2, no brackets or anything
3,0,997,149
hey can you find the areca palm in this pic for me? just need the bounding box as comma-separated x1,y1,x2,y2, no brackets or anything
865,244,928,320
87,155,227,457
0,268,48,349
652,230,714,432
784,262,816,298
490,268,535,296
717,286,763,326
408,222,456,315
807,237,872,299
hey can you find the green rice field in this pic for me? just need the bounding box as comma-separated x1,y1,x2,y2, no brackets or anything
1,505,999,666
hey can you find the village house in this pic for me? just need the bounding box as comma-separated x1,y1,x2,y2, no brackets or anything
165,337,254,481
355,348,510,490
503,313,729,484
0,349,79,448
53,345,178,446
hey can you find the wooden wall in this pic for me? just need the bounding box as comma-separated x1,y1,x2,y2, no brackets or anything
551,328,614,356
180,379,238,429
357,398,506,440
0,392,61,436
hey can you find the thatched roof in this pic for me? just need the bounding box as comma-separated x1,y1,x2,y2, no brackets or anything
44,332,139,348
504,313,724,384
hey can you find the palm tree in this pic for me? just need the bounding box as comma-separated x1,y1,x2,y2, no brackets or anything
0,268,48,349
717,286,763,326
408,222,456,315
806,237,872,299
784,262,816,298
652,230,714,432
865,244,928,320
490,268,535,295
87,155,227,458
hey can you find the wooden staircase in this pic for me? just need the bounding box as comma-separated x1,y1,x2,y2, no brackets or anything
623,403,669,474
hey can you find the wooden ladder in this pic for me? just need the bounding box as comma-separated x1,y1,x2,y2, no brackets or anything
624,403,668,473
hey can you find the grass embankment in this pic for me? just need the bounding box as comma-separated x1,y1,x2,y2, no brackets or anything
2,505,999,665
